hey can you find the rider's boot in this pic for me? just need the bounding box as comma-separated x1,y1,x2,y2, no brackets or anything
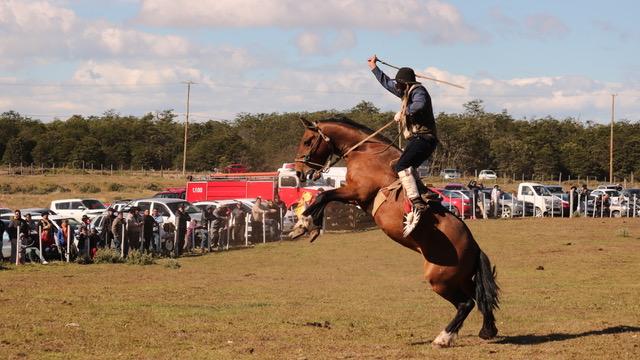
399,168,428,212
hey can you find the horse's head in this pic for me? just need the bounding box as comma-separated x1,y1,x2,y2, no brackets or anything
294,117,334,183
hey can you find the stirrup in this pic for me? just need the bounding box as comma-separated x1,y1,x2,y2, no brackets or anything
403,198,426,238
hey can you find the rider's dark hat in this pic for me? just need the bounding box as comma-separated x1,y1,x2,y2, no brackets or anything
395,67,417,84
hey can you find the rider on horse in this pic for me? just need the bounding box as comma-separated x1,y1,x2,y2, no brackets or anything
367,54,439,217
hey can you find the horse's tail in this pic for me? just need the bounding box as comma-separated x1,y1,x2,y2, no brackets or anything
474,250,500,316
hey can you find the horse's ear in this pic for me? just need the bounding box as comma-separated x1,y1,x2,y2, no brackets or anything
299,117,316,130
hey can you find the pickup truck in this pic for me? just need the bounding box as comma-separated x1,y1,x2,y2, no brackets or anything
516,182,564,217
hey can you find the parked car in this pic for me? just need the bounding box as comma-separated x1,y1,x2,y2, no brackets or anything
48,199,106,222
125,198,202,224
544,185,564,196
480,190,535,218
432,188,475,218
621,188,640,202
224,163,248,173
440,168,461,180
478,170,497,180
153,187,186,200
589,189,623,205
443,183,465,191
109,200,132,213
0,208,12,215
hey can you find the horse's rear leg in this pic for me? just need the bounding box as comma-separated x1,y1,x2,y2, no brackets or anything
431,285,475,348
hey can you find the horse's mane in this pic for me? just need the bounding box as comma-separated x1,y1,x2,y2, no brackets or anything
318,115,396,145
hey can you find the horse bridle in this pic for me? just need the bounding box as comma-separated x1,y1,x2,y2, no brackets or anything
294,126,336,173
295,119,398,174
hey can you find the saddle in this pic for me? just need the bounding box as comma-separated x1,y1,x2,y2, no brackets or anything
372,179,440,217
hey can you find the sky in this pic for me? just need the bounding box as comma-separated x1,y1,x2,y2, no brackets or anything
0,0,639,123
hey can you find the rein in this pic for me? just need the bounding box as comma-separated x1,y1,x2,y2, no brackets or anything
295,119,397,173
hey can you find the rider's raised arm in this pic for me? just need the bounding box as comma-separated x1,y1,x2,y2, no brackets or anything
371,67,403,98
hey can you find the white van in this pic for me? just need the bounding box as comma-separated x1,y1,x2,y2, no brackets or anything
49,199,106,222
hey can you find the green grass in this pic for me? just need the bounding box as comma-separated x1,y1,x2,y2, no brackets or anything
1,218,639,359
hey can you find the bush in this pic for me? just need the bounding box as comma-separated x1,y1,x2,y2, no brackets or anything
93,248,125,264
126,250,156,265
0,183,13,194
145,183,160,191
164,259,181,269
79,184,101,193
75,255,94,265
108,183,125,191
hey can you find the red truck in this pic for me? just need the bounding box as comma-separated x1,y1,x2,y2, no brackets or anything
186,171,329,207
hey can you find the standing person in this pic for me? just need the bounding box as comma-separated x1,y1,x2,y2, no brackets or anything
88,228,100,258
467,180,486,219
569,186,579,213
231,203,245,245
490,185,502,218
111,212,126,255
38,213,54,261
8,210,29,263
126,209,142,252
142,209,156,253
185,219,204,252
174,204,191,256
203,206,216,249
101,208,115,248
251,197,268,243
368,54,438,227
23,213,37,246
56,219,73,261
579,184,590,213
212,205,228,249
76,225,90,258
151,208,164,253
272,194,287,238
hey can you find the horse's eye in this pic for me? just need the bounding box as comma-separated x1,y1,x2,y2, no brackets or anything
304,138,312,146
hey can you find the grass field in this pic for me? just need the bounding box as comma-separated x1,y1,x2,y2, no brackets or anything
1,218,639,359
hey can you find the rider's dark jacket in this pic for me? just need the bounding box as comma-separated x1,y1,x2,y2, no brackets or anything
372,67,437,139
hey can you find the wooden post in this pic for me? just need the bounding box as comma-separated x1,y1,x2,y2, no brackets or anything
15,227,20,265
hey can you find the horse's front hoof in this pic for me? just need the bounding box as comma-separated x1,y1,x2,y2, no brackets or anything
289,226,307,240
308,228,321,243
432,330,457,348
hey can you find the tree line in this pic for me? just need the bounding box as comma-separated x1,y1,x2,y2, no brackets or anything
1,100,639,180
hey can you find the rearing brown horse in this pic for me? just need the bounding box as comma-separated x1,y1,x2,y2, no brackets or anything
293,116,499,347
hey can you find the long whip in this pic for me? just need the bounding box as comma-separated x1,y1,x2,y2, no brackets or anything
376,58,465,90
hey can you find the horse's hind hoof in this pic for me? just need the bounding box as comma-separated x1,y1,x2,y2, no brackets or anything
479,325,498,340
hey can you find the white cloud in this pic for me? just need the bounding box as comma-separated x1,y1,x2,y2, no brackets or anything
294,30,357,56
136,0,484,44
0,0,252,69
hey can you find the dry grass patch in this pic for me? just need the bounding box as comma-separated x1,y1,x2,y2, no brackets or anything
0,218,639,359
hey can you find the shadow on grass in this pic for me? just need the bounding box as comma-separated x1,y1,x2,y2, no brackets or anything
494,325,640,345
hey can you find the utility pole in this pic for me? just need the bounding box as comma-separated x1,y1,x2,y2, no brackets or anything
182,81,196,176
609,94,616,183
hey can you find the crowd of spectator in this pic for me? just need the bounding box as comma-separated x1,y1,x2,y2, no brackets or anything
1,196,296,265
